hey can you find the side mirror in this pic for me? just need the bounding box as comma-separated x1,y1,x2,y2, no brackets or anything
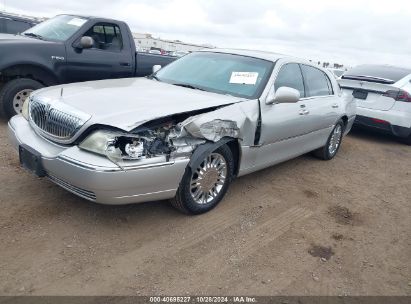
267,86,300,104
77,36,93,49
152,65,162,74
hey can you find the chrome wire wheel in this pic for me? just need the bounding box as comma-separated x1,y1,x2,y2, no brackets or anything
328,124,342,155
13,89,33,114
190,153,227,205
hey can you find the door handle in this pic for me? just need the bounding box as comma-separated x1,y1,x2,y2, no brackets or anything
332,104,339,108
299,109,310,115
119,62,131,67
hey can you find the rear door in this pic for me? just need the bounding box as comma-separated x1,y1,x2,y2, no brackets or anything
300,64,340,133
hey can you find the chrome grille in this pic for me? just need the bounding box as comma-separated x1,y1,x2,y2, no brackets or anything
29,97,91,142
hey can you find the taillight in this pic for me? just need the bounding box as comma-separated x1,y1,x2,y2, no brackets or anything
371,118,389,124
396,90,411,102
383,89,411,102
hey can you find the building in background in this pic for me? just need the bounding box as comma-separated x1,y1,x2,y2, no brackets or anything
133,32,214,53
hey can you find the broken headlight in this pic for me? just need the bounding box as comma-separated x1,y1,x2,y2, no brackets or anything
79,130,172,160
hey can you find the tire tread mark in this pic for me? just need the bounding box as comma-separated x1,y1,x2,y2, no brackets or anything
194,207,312,270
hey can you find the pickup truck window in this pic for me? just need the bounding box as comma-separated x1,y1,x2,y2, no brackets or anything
22,15,87,41
155,52,274,99
83,23,123,51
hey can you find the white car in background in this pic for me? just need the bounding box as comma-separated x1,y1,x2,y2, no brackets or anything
339,64,411,144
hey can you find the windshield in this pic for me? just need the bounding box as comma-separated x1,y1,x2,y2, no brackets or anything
155,52,274,99
22,15,87,41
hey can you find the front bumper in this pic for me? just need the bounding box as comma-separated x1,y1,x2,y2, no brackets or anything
8,116,190,205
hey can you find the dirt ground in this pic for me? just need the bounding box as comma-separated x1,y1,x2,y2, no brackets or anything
0,117,410,296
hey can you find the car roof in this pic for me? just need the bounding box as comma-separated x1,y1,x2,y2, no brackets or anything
55,14,122,24
197,48,301,63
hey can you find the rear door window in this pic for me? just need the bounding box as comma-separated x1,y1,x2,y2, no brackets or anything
301,65,333,97
274,63,305,97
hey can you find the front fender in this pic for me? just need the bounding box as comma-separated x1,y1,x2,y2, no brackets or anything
188,138,233,171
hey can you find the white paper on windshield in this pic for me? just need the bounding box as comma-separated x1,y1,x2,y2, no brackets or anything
67,18,87,27
229,72,259,85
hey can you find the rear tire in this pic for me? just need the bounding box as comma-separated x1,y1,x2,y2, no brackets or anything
0,78,44,119
171,145,234,215
313,119,345,160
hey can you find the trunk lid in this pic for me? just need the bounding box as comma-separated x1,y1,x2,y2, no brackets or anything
339,78,398,111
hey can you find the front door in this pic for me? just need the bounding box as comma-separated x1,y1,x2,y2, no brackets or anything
63,22,133,83
256,63,311,168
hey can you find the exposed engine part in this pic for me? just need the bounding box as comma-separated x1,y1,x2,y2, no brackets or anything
125,141,145,158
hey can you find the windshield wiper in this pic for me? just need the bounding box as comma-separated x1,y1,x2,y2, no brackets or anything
22,32,44,40
172,83,206,91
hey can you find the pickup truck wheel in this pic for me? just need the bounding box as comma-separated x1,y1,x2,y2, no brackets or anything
0,78,44,119
313,120,344,160
171,145,234,215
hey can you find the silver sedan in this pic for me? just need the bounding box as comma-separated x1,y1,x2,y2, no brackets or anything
8,49,356,214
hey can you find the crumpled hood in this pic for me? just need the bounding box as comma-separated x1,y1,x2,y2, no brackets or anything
33,78,243,131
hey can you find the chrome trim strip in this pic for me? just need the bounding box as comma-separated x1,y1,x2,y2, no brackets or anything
57,155,182,172
114,189,176,200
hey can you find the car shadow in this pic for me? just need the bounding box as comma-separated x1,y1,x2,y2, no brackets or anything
348,126,403,145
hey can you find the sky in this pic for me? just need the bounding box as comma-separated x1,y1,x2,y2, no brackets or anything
2,0,411,68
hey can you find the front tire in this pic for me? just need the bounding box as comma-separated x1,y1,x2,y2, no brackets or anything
0,78,44,119
171,145,234,215
313,119,344,160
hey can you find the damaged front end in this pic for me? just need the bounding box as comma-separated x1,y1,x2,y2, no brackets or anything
78,101,259,170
